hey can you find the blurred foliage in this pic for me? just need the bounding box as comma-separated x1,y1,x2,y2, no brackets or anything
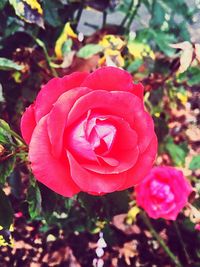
0,0,200,265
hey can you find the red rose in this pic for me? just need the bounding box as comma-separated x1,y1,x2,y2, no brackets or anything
21,67,157,196
135,166,193,220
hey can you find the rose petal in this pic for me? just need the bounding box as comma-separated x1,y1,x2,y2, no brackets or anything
29,116,80,197
67,113,97,161
35,72,88,122
119,133,157,190
47,87,91,157
81,66,133,92
131,83,144,100
67,89,153,153
20,103,36,144
67,151,127,194
80,116,139,174
67,90,143,127
133,110,155,153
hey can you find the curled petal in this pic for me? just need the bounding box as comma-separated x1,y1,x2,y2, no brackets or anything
79,115,139,174
47,87,91,157
29,116,80,197
67,151,127,194
131,83,144,100
67,90,143,127
20,103,36,144
81,66,134,92
119,133,158,190
133,111,155,153
35,72,88,122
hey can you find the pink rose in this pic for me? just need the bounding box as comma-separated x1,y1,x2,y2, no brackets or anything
135,166,193,220
195,224,200,231
21,67,157,197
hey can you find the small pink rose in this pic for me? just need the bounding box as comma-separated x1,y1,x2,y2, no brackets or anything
135,166,193,220
195,224,200,231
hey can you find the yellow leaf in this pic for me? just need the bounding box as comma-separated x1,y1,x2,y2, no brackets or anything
98,35,125,67
126,206,140,225
99,35,125,50
65,22,78,39
9,0,44,27
22,0,43,15
194,43,200,63
128,42,155,60
91,220,106,234
154,112,160,118
177,92,188,105
55,22,77,59
0,224,14,247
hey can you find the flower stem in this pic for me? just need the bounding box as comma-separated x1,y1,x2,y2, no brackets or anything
0,122,26,146
120,0,134,28
141,212,183,267
75,1,84,30
9,129,26,145
173,221,191,265
125,0,141,33
35,38,58,77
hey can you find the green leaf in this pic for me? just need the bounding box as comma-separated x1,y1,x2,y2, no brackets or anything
0,57,23,71
151,1,165,27
103,191,129,216
154,31,175,56
8,168,22,199
39,183,58,221
154,116,169,143
189,155,200,171
0,119,13,144
0,84,5,102
27,177,42,219
77,44,103,59
62,38,73,55
165,138,187,167
0,187,13,229
4,17,25,38
0,0,7,10
188,67,200,86
0,156,16,185
9,0,44,28
43,0,62,27
127,59,143,73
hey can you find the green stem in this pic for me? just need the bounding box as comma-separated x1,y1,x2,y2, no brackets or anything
102,11,107,28
0,123,26,146
126,0,141,33
173,221,191,265
120,0,134,28
9,129,26,145
75,1,84,30
35,38,58,77
141,212,182,267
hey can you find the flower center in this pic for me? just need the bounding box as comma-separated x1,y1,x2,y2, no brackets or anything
150,180,174,204
67,112,117,162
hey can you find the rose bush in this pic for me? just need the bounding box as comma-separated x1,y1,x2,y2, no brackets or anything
135,166,193,220
21,67,157,196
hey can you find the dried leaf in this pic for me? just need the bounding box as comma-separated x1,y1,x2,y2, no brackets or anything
169,41,193,50
179,48,193,73
194,43,200,63
9,0,44,28
114,240,138,265
170,41,193,73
